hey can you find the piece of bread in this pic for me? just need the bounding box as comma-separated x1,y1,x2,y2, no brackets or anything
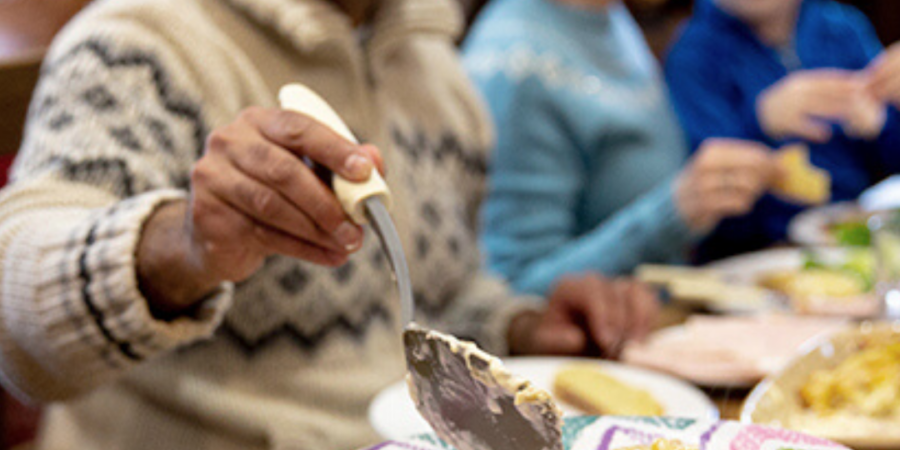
552,364,663,416
772,145,831,205
635,264,720,287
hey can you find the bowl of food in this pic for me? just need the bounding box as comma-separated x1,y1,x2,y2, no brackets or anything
742,322,900,449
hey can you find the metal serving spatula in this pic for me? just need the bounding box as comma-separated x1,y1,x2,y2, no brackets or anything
279,84,562,450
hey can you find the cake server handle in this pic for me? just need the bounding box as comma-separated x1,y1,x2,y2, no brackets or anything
278,84,414,326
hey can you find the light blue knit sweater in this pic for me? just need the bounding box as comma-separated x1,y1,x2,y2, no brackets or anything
464,0,695,295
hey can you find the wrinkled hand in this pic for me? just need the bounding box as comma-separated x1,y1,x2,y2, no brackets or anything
757,70,865,142
869,42,900,109
138,107,384,315
190,107,384,281
507,274,660,360
676,138,777,232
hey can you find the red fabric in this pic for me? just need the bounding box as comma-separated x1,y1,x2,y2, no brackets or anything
0,153,14,187
2,391,40,448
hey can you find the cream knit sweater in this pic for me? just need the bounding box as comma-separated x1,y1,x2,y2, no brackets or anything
0,0,532,449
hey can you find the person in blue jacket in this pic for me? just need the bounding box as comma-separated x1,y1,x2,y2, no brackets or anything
666,0,900,261
464,0,777,296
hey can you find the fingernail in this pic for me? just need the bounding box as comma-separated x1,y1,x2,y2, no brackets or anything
344,153,372,179
334,221,362,251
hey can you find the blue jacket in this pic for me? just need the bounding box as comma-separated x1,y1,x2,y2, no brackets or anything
665,0,900,261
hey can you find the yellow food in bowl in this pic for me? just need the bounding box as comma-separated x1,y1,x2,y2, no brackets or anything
800,336,900,418
552,364,663,416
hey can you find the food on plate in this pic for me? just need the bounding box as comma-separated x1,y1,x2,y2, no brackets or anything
635,265,719,286
667,277,770,310
760,269,866,299
829,219,871,247
757,249,877,316
617,438,698,450
800,332,900,418
552,364,663,416
623,315,846,386
742,324,900,447
636,264,770,311
772,145,830,205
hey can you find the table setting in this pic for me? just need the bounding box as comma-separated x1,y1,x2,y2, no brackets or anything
286,80,900,450
362,185,900,450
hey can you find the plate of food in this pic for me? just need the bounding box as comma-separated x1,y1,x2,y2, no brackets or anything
636,265,780,314
622,315,846,388
368,357,718,440
742,322,900,450
788,202,870,247
364,415,849,450
707,247,879,318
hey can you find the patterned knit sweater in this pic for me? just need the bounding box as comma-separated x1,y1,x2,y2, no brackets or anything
0,0,531,449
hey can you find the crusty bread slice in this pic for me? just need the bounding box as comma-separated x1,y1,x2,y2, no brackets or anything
772,145,830,206
552,364,663,416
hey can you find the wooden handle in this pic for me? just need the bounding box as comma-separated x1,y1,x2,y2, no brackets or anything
278,84,391,224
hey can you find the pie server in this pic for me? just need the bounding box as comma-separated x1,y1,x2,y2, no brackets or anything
279,84,562,450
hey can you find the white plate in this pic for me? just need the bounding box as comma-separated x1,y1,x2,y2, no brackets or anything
622,316,847,389
368,356,718,440
707,247,847,285
788,202,864,247
623,325,756,389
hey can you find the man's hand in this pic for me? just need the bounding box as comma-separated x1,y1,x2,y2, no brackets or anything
675,138,777,232
507,274,660,359
757,70,865,142
137,107,384,317
869,43,900,109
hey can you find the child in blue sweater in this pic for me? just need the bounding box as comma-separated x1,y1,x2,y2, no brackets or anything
465,0,777,296
666,0,900,261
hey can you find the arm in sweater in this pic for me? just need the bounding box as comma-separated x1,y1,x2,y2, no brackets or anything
665,43,764,152
841,4,900,175
0,22,233,402
477,74,693,296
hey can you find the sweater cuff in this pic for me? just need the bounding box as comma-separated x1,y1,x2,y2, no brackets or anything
654,178,702,245
482,297,540,357
442,275,539,357
4,189,232,383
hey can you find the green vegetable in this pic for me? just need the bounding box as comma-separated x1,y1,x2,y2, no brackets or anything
831,221,871,247
800,248,875,291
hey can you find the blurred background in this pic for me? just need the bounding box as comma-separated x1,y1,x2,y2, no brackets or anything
0,0,898,448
